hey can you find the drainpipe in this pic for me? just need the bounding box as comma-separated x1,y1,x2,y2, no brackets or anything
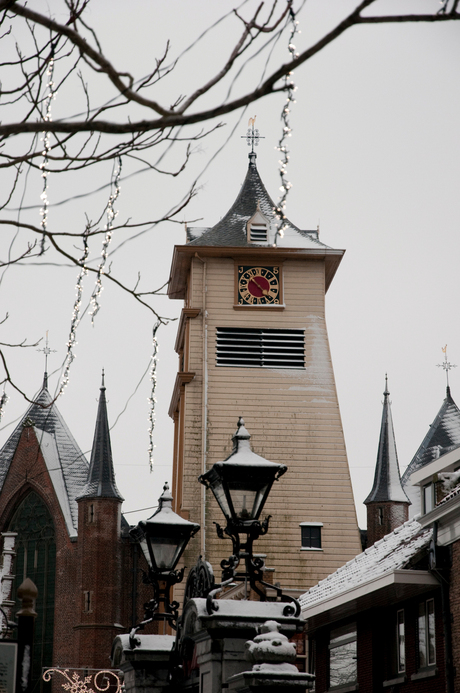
429,521,454,693
195,253,207,558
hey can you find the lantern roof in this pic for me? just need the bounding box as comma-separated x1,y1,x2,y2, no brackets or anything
218,417,286,471
144,482,199,529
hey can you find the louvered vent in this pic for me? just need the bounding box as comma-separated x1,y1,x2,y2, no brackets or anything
249,223,268,242
216,327,305,369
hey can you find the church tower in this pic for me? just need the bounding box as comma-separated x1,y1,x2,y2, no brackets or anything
364,376,409,547
168,150,361,593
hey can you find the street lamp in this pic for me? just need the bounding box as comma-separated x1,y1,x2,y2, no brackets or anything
198,418,295,613
129,482,199,642
199,417,286,532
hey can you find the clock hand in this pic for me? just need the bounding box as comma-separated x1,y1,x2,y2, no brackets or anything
250,276,269,295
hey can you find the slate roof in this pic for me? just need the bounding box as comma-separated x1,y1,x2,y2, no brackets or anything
299,518,431,610
0,376,89,535
401,386,460,489
364,378,409,504
77,377,123,501
187,152,328,249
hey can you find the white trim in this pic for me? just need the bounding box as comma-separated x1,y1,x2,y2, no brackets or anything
410,446,460,486
299,521,323,527
301,547,323,552
301,570,438,620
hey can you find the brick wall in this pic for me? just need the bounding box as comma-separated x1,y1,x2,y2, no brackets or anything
366,501,408,547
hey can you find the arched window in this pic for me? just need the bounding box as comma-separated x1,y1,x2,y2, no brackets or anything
9,492,56,689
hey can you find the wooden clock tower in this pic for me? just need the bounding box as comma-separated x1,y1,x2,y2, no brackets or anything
168,151,361,594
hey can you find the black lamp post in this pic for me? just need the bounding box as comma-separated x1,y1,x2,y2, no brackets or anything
129,482,199,643
199,418,293,609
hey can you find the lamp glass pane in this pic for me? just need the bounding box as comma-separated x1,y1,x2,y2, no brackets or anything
149,535,185,571
227,481,269,520
210,479,232,519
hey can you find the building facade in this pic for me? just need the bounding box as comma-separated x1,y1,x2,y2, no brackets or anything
0,375,151,688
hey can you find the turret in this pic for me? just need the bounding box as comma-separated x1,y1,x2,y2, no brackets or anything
75,372,124,667
364,376,410,546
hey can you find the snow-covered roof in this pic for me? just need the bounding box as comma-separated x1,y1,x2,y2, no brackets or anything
299,518,432,615
187,153,328,250
402,386,460,490
365,380,409,504
0,379,89,535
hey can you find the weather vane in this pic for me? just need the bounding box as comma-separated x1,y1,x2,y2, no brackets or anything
437,345,457,388
242,116,264,153
37,331,57,373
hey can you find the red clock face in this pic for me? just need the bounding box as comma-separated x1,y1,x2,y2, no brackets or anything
238,266,280,305
247,274,270,298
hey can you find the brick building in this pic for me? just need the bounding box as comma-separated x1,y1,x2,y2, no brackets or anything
299,384,460,692
0,373,151,688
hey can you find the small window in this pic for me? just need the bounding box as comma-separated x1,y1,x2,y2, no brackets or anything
378,507,384,525
418,598,435,668
329,623,357,689
247,206,270,243
423,483,435,514
300,522,322,550
87,503,95,524
249,223,268,242
396,609,405,673
83,590,93,613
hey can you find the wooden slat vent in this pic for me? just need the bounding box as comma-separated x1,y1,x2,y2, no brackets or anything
216,327,305,369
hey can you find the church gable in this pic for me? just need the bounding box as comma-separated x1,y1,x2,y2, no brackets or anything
0,384,88,536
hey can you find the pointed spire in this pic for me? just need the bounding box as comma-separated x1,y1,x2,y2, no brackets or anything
77,372,123,501
365,377,409,505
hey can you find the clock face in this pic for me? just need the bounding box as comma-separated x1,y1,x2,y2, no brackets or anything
238,266,280,305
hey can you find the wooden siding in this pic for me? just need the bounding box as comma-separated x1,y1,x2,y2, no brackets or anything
173,254,361,593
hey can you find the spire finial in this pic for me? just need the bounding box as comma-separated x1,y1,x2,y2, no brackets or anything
37,331,56,389
437,345,457,392
384,373,389,397
242,116,265,157
101,368,105,389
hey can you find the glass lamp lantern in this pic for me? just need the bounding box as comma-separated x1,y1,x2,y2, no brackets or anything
199,417,287,529
131,482,200,574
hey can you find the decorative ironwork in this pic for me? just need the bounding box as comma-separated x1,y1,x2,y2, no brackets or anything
242,117,265,153
43,668,123,693
437,345,457,387
129,566,184,647
183,556,215,606
205,517,300,618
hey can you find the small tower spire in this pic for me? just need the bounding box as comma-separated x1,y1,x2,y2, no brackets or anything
77,373,123,500
364,376,409,547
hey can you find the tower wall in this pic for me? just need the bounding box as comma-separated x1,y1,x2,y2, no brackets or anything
173,254,361,593
366,501,408,547
75,497,123,668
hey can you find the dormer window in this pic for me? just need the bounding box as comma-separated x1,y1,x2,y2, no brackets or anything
247,205,270,244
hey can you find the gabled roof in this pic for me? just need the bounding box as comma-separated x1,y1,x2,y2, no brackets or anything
0,377,89,536
187,152,328,250
364,378,409,504
402,386,460,488
299,519,436,633
299,518,431,614
77,376,123,501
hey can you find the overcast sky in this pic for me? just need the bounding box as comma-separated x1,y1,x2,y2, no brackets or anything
1,1,460,530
